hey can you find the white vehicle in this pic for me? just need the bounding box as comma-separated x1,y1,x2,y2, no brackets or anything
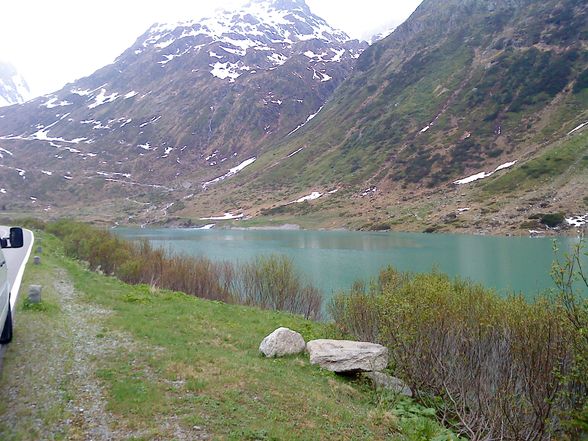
0,227,24,344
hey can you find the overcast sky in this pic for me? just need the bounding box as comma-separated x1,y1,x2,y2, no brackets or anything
0,0,422,98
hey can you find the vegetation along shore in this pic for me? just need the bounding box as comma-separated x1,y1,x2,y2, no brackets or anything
0,220,585,440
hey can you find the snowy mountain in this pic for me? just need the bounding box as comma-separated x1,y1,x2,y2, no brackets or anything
0,62,30,107
0,0,364,220
368,28,395,45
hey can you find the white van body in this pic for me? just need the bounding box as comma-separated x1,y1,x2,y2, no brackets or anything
0,247,7,332
0,227,24,344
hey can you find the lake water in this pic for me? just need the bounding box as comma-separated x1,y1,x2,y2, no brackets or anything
114,228,587,300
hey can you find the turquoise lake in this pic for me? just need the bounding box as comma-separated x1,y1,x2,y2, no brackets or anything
114,228,587,300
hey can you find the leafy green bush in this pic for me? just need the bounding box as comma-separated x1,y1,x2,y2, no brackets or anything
330,265,584,440
540,212,566,227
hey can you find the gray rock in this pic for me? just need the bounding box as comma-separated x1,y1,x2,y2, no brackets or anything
362,372,413,397
28,285,42,304
259,327,306,358
306,339,388,373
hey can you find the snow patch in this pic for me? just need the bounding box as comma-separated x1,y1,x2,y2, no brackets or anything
124,91,138,99
361,186,378,197
287,106,324,136
210,61,249,81
202,157,256,189
41,97,72,108
196,224,215,230
200,213,244,221
71,88,92,96
568,121,588,136
158,48,190,66
330,48,345,62
138,143,154,151
291,192,322,203
320,72,332,82
454,161,518,185
287,147,304,158
566,214,588,227
88,89,119,109
229,157,256,174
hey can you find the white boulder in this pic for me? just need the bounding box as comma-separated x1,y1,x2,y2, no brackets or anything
306,339,388,373
259,327,306,358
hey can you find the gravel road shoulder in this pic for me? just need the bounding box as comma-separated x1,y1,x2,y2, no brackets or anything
0,267,134,440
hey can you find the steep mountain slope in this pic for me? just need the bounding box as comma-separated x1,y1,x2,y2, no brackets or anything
197,0,587,234
1,0,586,234
0,62,30,107
0,0,363,218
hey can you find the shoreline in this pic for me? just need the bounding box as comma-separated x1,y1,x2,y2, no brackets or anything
115,221,586,238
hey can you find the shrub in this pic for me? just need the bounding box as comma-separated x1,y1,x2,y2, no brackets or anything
552,241,588,439
329,265,584,440
540,212,565,228
44,221,322,319
236,255,322,320
329,281,381,342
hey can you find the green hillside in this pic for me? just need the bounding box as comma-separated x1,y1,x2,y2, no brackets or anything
186,0,587,234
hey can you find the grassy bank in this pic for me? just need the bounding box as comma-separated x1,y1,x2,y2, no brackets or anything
45,220,322,320
0,229,459,440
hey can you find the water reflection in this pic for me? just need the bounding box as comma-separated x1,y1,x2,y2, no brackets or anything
115,228,587,301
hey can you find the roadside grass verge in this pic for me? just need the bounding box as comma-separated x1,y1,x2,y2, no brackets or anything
0,242,74,440
0,230,460,440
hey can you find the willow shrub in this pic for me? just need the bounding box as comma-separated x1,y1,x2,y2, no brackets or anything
329,267,582,441
236,255,323,321
45,220,322,319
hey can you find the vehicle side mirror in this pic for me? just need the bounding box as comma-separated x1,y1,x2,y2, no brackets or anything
1,227,24,249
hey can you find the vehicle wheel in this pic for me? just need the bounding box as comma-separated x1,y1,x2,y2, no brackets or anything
0,300,13,344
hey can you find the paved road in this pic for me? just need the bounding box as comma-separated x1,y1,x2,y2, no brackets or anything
0,226,34,362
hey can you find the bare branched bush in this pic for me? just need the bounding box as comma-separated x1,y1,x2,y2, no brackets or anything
46,221,322,318
235,255,322,320
552,240,588,439
330,265,586,440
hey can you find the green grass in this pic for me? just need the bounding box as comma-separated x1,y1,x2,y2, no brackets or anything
482,129,588,195
0,242,74,440
0,231,458,440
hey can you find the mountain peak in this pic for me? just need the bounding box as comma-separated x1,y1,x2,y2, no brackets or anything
246,0,311,14
0,62,30,107
143,0,350,55
247,0,309,8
